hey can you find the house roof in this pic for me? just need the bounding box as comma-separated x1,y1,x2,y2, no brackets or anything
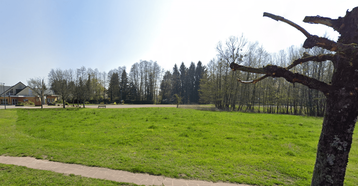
0,82,26,96
16,86,38,96
44,89,56,95
0,82,57,97
0,85,11,95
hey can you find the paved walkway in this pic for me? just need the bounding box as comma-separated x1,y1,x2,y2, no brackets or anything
0,156,251,186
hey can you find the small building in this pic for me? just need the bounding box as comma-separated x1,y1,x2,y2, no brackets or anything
0,82,58,106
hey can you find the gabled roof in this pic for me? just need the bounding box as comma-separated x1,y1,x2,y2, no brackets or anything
44,89,56,95
0,82,26,96
0,85,11,95
16,86,38,97
0,81,58,97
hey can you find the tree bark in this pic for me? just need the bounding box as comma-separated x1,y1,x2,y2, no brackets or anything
309,7,358,185
311,90,358,185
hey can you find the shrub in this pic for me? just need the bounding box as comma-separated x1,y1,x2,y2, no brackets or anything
16,102,24,106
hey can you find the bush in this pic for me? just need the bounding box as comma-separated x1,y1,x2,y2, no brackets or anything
16,102,24,106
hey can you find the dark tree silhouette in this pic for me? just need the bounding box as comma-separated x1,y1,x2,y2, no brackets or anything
230,7,358,186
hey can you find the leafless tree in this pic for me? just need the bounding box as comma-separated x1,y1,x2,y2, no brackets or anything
27,78,47,109
48,69,72,108
229,7,358,185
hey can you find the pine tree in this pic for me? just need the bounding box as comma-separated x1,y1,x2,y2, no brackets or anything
108,72,120,102
187,62,196,103
179,62,187,103
194,61,204,103
121,69,128,101
171,64,181,101
160,71,172,103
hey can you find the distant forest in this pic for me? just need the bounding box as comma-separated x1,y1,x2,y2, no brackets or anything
46,35,332,116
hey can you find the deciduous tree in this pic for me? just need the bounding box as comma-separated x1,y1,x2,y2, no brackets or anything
230,8,358,185
27,78,47,109
48,69,72,108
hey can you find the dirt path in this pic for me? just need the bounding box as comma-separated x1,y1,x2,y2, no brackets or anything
0,156,251,186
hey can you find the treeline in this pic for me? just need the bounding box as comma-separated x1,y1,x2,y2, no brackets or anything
47,59,204,106
47,35,333,116
160,61,204,104
48,60,164,106
199,36,333,116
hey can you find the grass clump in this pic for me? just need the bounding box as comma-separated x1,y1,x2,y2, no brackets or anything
0,108,357,185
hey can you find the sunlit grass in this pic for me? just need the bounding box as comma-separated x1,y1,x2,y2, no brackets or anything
0,163,140,186
0,108,357,185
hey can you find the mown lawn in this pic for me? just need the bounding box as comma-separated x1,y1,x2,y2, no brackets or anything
0,108,357,185
0,163,140,186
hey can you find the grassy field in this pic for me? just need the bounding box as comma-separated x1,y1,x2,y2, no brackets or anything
0,163,139,186
0,108,357,185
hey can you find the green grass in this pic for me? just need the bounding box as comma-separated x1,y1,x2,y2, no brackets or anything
0,163,140,186
0,108,357,185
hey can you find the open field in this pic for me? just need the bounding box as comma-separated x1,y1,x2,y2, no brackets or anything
0,108,357,185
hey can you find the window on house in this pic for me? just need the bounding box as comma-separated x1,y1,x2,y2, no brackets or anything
48,98,54,103
1,99,7,104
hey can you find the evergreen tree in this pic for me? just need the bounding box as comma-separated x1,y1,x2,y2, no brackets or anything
128,82,138,101
159,71,172,103
108,72,120,102
187,62,196,103
171,64,180,100
194,61,204,103
179,62,187,103
121,69,128,101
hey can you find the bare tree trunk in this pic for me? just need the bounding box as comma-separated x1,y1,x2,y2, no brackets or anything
311,94,357,185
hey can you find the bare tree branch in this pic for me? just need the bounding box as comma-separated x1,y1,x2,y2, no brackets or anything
230,63,266,74
303,35,358,52
303,16,341,31
237,75,269,84
263,12,311,37
263,12,357,53
231,62,332,93
268,65,332,94
217,35,247,65
228,12,339,94
286,53,335,70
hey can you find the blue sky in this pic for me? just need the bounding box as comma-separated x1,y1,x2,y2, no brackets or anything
0,0,356,86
